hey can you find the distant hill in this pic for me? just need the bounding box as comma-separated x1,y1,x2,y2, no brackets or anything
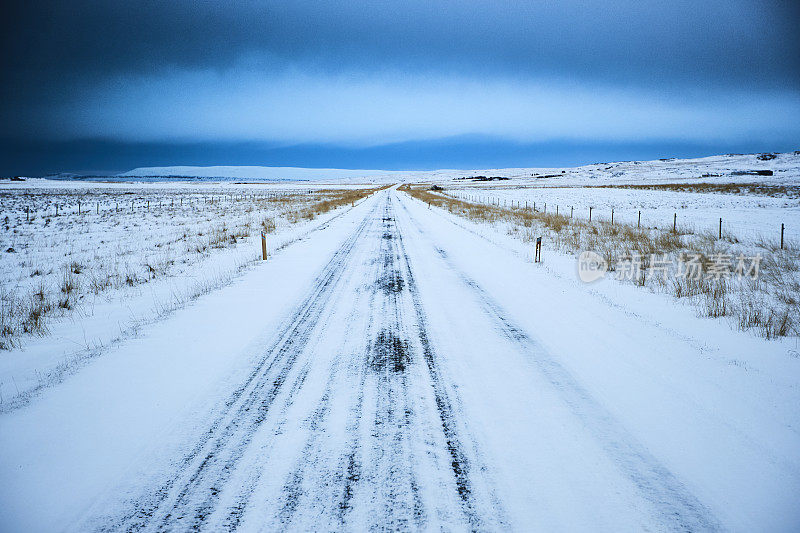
118,166,410,182
118,151,800,185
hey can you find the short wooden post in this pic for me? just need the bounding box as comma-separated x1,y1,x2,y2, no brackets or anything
637,210,641,228
570,206,573,218
96,203,99,214
556,205,559,216
781,223,785,250
261,232,268,260
535,237,542,263
589,207,592,222
719,218,722,239
611,208,614,225
55,204,58,216
533,202,536,212
147,200,149,209
544,203,546,214
673,212,677,233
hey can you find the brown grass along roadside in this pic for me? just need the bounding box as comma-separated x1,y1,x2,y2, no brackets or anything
400,184,799,339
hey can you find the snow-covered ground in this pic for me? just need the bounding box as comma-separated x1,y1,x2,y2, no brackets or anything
0,182,375,406
0,185,797,531
0,153,799,531
446,186,799,242
429,151,800,243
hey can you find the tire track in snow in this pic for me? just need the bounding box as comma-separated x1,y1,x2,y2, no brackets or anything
257,199,426,531
214,291,376,532
211,204,387,531
388,195,508,531
362,202,424,530
395,191,722,532
95,200,382,532
248,196,504,531
158,204,381,531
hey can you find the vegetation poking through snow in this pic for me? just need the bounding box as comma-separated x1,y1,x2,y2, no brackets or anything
401,184,799,338
0,186,382,350
590,182,800,199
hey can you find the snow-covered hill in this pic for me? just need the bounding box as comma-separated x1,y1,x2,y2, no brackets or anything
118,151,800,185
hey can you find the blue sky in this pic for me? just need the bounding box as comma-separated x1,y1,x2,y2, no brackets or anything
1,0,799,174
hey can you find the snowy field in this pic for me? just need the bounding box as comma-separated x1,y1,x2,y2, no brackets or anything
0,154,799,531
435,151,800,243
446,186,798,242
0,182,377,404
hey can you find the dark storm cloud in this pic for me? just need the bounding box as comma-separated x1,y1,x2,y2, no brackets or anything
2,0,799,93
1,0,799,173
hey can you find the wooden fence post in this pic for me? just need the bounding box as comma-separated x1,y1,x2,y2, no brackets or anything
637,210,641,228
570,206,573,218
611,208,614,225
261,232,268,260
719,218,722,239
589,207,592,222
781,223,785,250
535,237,542,263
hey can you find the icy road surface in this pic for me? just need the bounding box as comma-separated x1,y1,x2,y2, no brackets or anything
1,188,798,531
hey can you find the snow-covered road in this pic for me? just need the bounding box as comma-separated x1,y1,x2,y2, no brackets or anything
1,188,798,531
